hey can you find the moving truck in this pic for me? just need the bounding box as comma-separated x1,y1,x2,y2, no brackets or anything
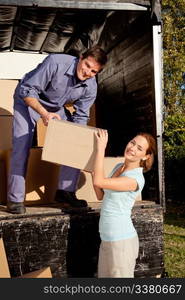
0,0,164,278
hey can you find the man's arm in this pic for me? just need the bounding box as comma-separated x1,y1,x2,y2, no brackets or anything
20,55,61,125
24,97,61,126
72,92,97,124
72,79,97,124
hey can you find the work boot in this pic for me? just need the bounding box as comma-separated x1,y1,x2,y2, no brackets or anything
54,190,88,208
7,201,26,214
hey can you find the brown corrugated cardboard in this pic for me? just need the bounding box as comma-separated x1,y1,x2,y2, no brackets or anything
36,104,75,147
0,80,18,115
0,151,7,204
0,116,13,150
18,267,52,278
42,119,98,172
2,149,141,206
0,238,52,278
0,238,11,278
5,148,60,205
36,118,47,147
36,104,77,148
36,103,96,147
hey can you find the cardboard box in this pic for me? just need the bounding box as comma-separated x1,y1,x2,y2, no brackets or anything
42,119,98,172
18,267,52,278
0,151,7,204
36,104,75,148
36,118,47,147
36,103,96,147
5,148,60,205
0,80,18,115
2,149,141,206
0,116,13,150
0,238,52,278
0,238,10,278
77,157,141,202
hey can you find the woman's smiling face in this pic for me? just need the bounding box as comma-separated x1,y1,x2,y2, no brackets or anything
124,135,149,163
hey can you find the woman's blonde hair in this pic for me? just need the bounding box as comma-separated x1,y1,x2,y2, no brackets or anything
138,132,157,172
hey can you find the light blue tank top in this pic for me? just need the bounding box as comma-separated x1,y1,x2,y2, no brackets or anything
99,163,145,241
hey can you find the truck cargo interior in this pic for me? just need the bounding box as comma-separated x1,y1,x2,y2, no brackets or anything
0,3,163,204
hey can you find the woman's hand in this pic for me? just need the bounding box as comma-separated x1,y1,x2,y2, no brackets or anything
95,128,108,152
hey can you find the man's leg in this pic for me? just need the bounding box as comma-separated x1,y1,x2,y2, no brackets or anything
7,100,37,213
56,164,87,208
58,166,80,192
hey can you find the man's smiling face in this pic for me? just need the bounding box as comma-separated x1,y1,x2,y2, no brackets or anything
76,56,102,81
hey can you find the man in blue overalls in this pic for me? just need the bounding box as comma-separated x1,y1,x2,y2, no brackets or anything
7,45,107,214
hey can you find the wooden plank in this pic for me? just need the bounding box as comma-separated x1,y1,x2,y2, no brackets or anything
0,1,149,10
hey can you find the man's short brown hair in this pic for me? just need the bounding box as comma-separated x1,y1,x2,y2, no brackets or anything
82,45,107,66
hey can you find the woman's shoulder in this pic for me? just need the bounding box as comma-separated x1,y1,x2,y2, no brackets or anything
122,167,145,182
124,168,145,190
124,167,143,175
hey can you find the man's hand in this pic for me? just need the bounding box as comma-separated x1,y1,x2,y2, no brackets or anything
41,112,61,126
24,97,62,126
